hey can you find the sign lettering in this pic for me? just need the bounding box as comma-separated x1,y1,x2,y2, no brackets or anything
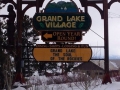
33,44,92,62
33,13,92,31
42,31,82,42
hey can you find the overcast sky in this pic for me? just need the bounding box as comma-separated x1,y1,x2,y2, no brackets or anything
0,0,120,59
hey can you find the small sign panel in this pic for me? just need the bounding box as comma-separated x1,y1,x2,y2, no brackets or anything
33,44,92,62
41,31,82,42
33,13,92,31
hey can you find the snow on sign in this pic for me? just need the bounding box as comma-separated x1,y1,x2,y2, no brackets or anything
33,44,92,62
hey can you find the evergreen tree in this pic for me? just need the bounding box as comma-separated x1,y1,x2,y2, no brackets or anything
0,17,15,90
22,15,39,76
0,20,6,89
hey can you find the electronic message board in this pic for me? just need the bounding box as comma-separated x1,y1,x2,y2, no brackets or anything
33,44,92,62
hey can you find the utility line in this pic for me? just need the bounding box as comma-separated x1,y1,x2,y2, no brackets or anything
90,29,104,40
90,12,120,40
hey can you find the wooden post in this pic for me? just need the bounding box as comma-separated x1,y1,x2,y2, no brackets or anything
14,0,25,83
36,0,39,13
102,0,112,84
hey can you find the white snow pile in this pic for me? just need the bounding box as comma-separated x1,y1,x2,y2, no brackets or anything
28,70,48,85
11,70,120,90
12,86,26,90
110,61,119,70
73,62,82,67
13,82,25,87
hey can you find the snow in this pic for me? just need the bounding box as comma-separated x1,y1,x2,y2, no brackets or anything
46,70,53,73
12,86,26,90
67,72,74,77
110,61,119,69
93,82,120,90
57,63,62,66
13,82,25,86
73,62,82,67
32,70,39,76
56,68,62,73
29,71,48,85
11,71,120,90
12,81,120,90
